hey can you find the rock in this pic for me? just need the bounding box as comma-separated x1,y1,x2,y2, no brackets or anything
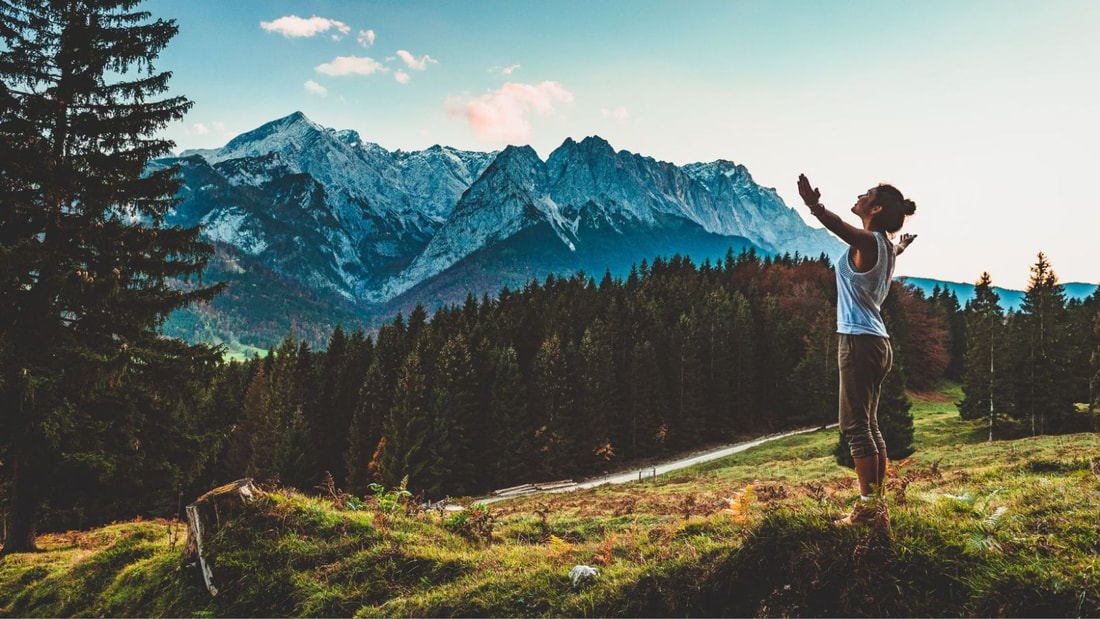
569,564,599,589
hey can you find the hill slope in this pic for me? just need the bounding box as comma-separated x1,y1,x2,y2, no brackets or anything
2,385,1098,617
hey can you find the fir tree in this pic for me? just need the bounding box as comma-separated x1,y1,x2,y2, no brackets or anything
379,350,431,491
484,345,530,488
1010,253,1074,434
345,361,385,494
1092,304,1100,429
428,333,478,496
0,0,220,553
958,273,1008,439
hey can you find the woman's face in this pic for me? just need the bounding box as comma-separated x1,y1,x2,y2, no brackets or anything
852,187,881,219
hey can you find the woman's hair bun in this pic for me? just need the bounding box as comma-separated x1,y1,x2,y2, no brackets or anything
902,199,916,216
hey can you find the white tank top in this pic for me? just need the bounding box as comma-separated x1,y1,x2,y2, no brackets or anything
836,231,895,337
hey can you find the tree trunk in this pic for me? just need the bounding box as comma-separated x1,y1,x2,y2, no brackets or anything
184,478,261,596
0,454,39,555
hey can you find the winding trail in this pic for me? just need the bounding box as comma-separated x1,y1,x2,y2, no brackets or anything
476,423,836,505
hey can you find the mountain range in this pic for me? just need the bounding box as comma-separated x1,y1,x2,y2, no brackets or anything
160,112,844,349
897,277,1096,311
158,112,1095,351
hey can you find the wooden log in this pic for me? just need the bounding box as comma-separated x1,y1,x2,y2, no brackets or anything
533,479,575,491
491,483,535,496
184,478,261,596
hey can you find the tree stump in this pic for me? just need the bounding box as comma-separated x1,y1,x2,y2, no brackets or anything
184,478,261,596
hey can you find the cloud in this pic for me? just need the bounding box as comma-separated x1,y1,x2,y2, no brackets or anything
315,56,387,76
304,80,328,96
501,64,520,75
194,123,210,135
357,29,376,47
601,106,630,121
260,15,351,39
394,70,411,84
396,50,438,71
450,81,574,143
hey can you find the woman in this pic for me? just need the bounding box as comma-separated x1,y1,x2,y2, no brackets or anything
797,173,917,526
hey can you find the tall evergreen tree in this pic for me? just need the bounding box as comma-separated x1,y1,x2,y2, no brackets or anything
379,350,431,491
484,345,530,488
345,361,385,495
428,333,478,496
1010,253,1074,434
578,319,617,471
0,0,220,553
791,307,838,429
1092,304,1100,429
532,333,575,477
958,273,1009,439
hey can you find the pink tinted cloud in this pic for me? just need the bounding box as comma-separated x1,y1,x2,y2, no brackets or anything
394,70,411,84
452,81,574,143
358,29,376,47
261,15,350,39
315,56,386,76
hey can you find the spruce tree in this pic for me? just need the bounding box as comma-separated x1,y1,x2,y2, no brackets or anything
428,333,478,496
0,0,220,553
1092,306,1100,429
379,350,431,491
1011,253,1074,434
959,273,1008,439
484,345,530,488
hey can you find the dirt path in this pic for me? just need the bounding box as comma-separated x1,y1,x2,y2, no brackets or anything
476,423,836,505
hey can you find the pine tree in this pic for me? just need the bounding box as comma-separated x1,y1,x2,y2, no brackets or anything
578,319,617,471
345,361,385,494
0,0,220,553
428,333,478,496
532,333,575,477
484,345,530,488
1011,253,1074,434
792,307,838,429
1092,304,1100,429
379,350,431,491
959,273,1008,439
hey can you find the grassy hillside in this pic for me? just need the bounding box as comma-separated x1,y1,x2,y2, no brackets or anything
2,384,1098,617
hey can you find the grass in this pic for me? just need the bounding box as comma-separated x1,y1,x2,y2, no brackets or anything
2,381,1099,617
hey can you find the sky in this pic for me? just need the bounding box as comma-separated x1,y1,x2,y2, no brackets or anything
143,0,1100,290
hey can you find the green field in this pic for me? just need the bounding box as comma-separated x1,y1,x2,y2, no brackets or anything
2,382,1098,617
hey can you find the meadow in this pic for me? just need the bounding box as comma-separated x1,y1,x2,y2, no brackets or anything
1,383,1098,617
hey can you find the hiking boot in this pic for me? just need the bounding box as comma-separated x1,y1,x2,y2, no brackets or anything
835,499,887,526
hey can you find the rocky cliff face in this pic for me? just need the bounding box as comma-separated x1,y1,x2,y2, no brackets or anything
161,111,843,345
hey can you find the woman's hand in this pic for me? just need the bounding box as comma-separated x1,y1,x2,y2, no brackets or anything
797,173,822,207
895,233,918,256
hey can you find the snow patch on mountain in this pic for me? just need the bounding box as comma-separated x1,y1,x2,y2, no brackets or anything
201,207,267,255
168,112,843,307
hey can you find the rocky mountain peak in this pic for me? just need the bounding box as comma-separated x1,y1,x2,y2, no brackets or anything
164,113,843,316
